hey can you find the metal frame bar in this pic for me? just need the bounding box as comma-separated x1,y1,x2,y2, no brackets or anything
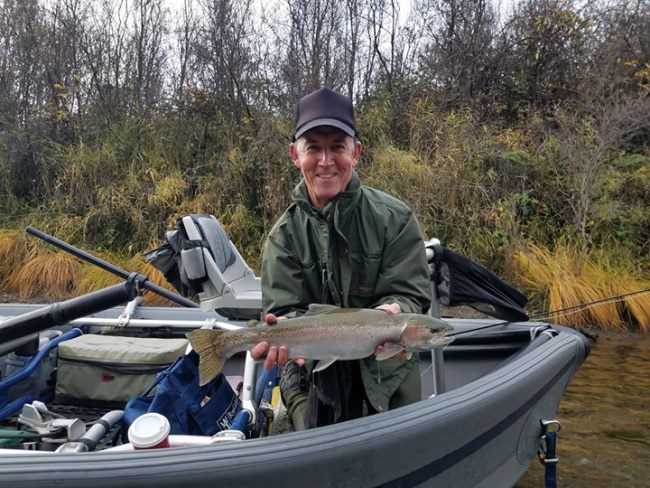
425,238,446,397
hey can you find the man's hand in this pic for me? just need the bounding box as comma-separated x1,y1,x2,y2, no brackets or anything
249,313,306,370
373,342,409,360
249,314,288,370
373,303,408,359
375,302,400,315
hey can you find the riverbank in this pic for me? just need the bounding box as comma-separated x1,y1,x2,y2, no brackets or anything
517,330,650,488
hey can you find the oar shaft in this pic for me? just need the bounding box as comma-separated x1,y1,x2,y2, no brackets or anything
0,282,135,344
27,227,126,278
26,227,198,308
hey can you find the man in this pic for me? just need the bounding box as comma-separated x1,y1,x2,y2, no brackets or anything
251,87,430,430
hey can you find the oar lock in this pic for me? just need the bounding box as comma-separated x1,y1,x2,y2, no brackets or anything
126,272,149,296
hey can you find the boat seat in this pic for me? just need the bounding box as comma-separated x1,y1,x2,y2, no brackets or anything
178,215,262,320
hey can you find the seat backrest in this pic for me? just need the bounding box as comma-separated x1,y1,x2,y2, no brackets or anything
189,215,236,273
179,215,262,320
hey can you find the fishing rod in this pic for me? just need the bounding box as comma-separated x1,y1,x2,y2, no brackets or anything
449,287,650,337
25,226,199,308
529,287,650,322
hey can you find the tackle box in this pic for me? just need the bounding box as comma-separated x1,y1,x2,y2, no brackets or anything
55,335,188,405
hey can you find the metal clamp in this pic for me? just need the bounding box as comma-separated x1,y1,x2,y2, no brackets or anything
541,419,562,433
203,318,219,329
126,272,148,294
538,419,561,465
530,326,558,341
424,238,443,264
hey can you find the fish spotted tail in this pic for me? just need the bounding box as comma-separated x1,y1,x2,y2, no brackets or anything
186,329,227,386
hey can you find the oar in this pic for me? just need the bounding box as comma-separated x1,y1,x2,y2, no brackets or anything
26,227,198,308
0,282,135,345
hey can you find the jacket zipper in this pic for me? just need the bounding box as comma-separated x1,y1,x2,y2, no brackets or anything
320,264,329,304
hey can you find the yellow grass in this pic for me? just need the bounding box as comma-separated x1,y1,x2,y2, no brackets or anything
0,239,184,307
613,269,650,332
147,171,187,208
513,243,650,332
5,250,82,299
0,230,31,285
74,251,124,295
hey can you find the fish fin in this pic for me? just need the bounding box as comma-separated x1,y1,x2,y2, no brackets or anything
428,316,452,330
186,329,227,386
304,304,341,316
375,342,405,361
313,358,337,372
304,304,366,316
197,354,226,386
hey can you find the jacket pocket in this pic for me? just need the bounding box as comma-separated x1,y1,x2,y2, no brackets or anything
349,252,381,303
298,259,323,303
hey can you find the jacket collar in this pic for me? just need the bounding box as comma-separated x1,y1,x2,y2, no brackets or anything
293,171,362,218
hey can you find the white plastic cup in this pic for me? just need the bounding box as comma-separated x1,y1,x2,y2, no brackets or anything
128,413,171,449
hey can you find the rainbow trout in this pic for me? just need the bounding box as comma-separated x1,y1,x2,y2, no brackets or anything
186,304,453,385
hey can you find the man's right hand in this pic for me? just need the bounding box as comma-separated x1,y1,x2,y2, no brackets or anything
250,313,305,370
250,314,289,370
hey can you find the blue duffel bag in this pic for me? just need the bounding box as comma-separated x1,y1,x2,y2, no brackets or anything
123,350,240,436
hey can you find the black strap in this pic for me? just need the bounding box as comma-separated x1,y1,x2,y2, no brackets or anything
538,420,560,488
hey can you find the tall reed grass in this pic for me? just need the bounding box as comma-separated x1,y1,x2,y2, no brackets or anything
4,249,82,299
514,243,650,332
0,231,179,305
0,230,32,284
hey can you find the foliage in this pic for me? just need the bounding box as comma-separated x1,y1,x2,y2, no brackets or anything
0,0,647,331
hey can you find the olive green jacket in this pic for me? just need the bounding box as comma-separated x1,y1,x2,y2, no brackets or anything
261,171,431,412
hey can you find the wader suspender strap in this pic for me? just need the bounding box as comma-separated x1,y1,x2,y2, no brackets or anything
538,419,561,488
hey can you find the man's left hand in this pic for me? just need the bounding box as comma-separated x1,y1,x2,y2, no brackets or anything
373,303,408,359
375,302,401,315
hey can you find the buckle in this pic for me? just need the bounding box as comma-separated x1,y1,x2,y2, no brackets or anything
541,419,562,433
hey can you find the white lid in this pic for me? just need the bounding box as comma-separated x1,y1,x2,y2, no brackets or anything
128,413,170,448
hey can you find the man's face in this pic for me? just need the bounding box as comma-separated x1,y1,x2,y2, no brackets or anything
290,126,362,210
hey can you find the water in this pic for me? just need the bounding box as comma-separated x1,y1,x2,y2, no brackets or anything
517,330,650,488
